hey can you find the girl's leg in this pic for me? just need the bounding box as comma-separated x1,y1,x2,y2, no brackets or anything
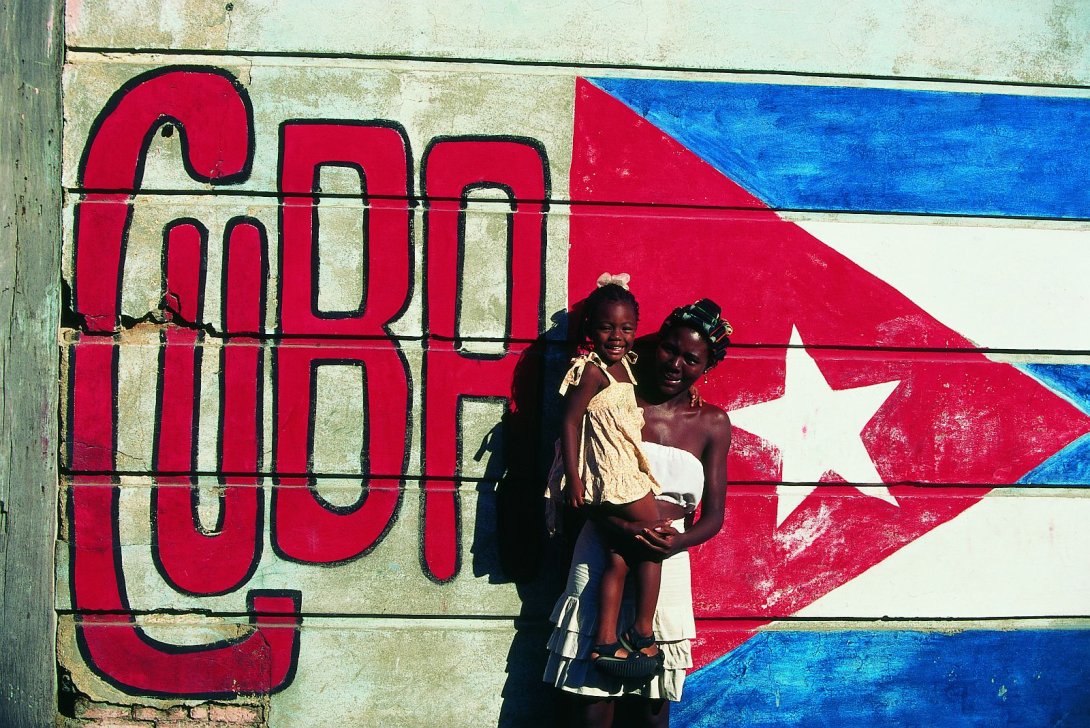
634,559,662,649
611,492,664,655
594,550,629,654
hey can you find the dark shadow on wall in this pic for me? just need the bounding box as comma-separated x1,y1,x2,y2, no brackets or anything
469,309,584,727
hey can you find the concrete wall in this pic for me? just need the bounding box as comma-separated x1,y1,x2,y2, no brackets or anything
49,2,1090,725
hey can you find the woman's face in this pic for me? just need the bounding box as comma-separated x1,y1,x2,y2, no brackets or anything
652,325,712,398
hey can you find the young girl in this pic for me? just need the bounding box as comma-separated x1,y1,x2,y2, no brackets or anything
556,273,666,679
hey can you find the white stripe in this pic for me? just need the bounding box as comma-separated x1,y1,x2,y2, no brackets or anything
800,220,1090,351
796,492,1090,618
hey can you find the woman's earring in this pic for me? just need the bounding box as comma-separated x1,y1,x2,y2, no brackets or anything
703,373,708,385
689,386,701,408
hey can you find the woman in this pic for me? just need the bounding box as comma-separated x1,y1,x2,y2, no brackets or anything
544,299,734,728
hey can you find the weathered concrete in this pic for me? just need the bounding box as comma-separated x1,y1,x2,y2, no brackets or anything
64,0,1090,86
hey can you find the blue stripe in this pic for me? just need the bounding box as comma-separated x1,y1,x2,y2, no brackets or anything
591,78,1090,218
1019,364,1090,485
1022,364,1090,412
676,630,1090,727
1020,433,1090,485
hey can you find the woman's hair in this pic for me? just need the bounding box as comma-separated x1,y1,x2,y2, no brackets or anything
579,282,639,335
660,298,732,366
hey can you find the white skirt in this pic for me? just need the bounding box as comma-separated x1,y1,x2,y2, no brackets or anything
542,520,695,701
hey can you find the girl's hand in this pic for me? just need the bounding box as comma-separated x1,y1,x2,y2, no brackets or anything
566,481,586,509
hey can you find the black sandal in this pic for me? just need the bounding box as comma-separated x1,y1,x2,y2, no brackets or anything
591,640,660,680
622,628,665,668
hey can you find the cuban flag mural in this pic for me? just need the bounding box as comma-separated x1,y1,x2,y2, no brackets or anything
568,78,1090,725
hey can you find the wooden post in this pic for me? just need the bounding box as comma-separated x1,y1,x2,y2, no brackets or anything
0,0,62,724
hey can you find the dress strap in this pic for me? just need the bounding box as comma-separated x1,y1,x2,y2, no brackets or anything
558,352,612,395
620,351,638,385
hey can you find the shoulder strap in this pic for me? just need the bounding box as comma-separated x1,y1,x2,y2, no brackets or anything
559,352,612,394
620,351,638,385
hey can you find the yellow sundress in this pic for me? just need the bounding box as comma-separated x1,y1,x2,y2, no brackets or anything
545,352,661,531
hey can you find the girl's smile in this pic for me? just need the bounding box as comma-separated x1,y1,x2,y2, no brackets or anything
589,300,637,365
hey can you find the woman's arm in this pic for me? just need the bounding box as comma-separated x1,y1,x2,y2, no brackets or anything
638,407,732,556
594,512,672,541
560,365,606,509
676,408,731,549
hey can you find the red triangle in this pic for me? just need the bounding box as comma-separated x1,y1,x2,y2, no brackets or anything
572,78,766,208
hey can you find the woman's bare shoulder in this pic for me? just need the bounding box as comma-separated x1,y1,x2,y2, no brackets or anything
696,401,732,440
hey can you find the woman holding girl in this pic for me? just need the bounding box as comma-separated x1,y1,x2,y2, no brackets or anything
544,289,734,728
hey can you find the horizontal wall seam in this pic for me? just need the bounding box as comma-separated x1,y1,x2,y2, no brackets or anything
53,329,1090,355
60,188,1090,223
55,610,1090,623
56,472,1090,489
61,45,1090,92
55,333,1090,357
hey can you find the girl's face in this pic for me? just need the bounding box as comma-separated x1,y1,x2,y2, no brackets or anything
653,324,712,398
587,300,638,365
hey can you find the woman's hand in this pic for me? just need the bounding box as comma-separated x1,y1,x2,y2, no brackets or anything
597,515,670,546
613,518,670,538
635,522,683,558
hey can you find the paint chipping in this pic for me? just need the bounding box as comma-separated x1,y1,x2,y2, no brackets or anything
774,502,834,559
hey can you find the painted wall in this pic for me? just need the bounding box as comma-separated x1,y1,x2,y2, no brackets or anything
56,2,1090,726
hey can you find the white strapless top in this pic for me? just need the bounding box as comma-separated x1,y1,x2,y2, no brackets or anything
641,441,705,514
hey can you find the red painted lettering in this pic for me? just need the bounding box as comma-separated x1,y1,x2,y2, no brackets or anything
69,67,299,698
420,137,549,582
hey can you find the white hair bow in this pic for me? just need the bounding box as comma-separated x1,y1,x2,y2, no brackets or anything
596,272,631,290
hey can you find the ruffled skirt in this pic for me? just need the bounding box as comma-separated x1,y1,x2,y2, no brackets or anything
542,520,695,701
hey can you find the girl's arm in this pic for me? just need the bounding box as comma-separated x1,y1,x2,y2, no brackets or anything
560,365,607,509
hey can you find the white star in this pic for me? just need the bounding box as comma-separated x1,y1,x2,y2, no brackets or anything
730,326,901,527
